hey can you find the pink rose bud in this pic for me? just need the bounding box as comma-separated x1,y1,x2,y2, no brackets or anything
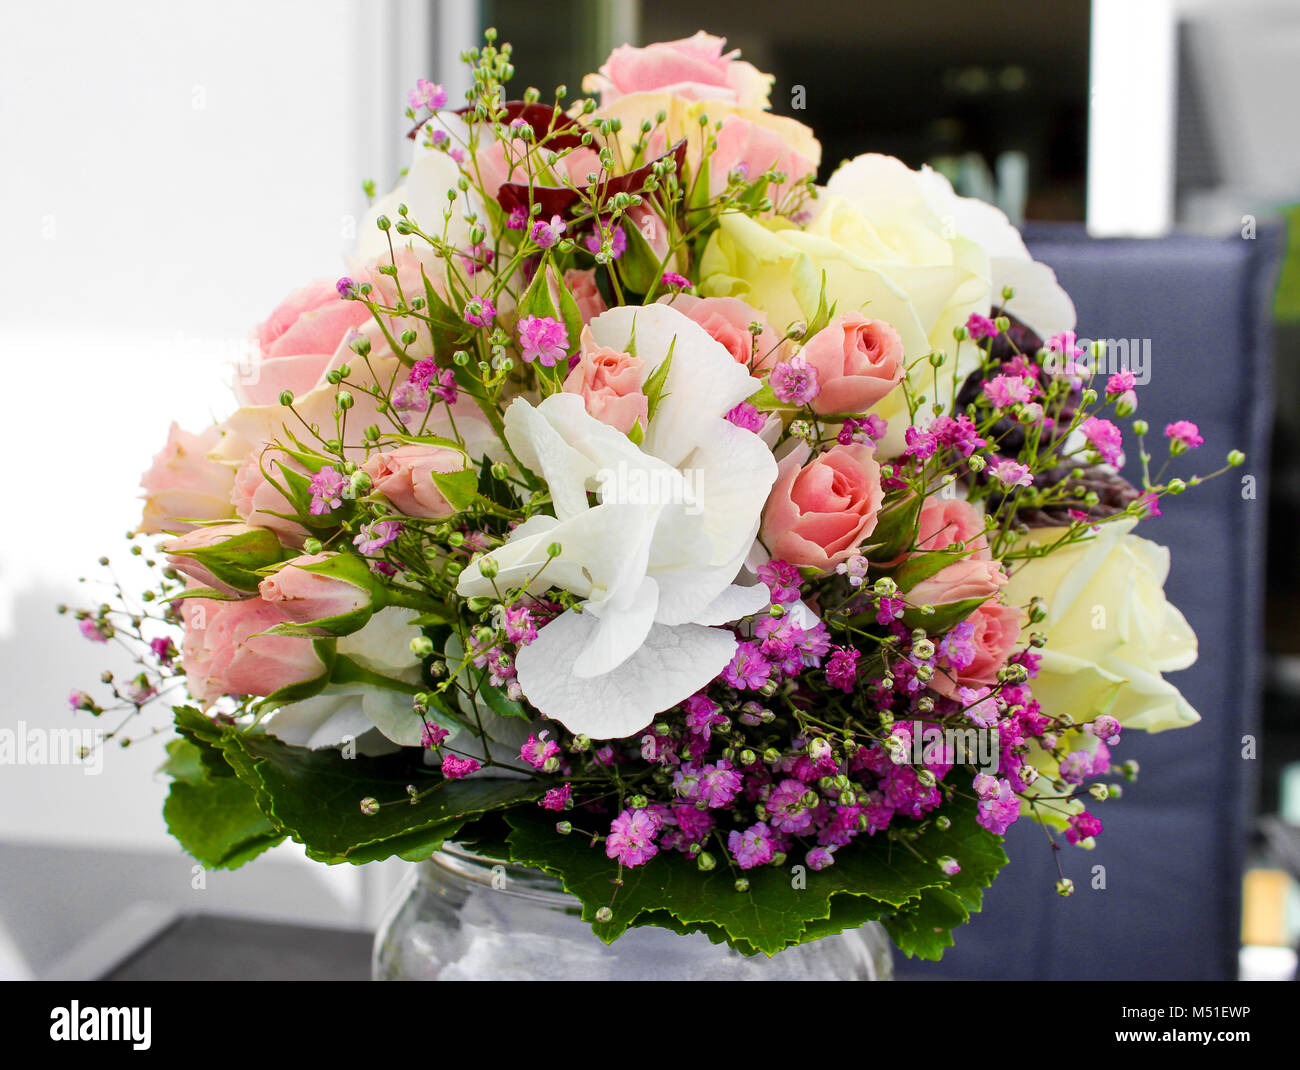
709,115,818,208
562,328,648,435
930,602,1024,698
761,442,884,570
163,523,284,596
798,313,905,416
180,595,328,705
138,423,237,536
915,497,991,560
258,552,377,632
907,559,1008,607
361,445,467,519
564,268,609,326
231,448,313,545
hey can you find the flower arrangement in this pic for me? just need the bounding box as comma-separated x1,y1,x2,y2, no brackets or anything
67,30,1242,961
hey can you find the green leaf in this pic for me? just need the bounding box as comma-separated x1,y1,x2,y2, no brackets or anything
502,791,1006,957
794,265,837,338
891,548,972,592
165,526,284,593
901,595,990,633
385,431,468,453
883,887,969,960
736,175,772,213
642,337,675,424
615,214,662,295
431,467,482,512
420,265,474,346
477,677,530,721
476,453,519,510
864,495,924,563
159,737,208,783
163,771,284,869
172,707,240,780
747,378,797,412
172,707,542,864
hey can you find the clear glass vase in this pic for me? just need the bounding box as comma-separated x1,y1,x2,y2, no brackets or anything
373,844,894,981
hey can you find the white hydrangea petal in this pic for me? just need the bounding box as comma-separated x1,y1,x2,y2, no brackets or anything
504,396,601,521
682,416,779,568
689,582,771,626
573,576,660,679
515,612,739,738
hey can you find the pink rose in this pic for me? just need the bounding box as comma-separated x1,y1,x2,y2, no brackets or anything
564,268,608,325
562,329,648,435
658,294,786,373
163,522,282,597
799,313,905,415
915,497,990,560
237,279,370,407
931,601,1024,697
138,423,237,535
258,553,371,624
361,445,465,519
231,448,311,545
761,442,884,570
181,595,326,704
710,115,818,207
586,32,771,108
907,559,1008,607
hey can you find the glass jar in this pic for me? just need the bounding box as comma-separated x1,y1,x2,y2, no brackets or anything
373,844,894,981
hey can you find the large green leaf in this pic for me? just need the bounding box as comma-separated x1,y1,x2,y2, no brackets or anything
883,887,971,960
500,792,1006,957
163,771,284,869
171,706,541,864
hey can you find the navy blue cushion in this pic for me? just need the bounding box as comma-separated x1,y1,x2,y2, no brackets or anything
896,227,1279,980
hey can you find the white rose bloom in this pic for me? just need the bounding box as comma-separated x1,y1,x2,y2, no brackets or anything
1003,519,1199,733
456,305,778,739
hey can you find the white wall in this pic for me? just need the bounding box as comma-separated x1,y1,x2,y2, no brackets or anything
0,0,470,976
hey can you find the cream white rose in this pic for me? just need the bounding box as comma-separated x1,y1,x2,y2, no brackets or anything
699,153,1075,454
1003,519,1198,733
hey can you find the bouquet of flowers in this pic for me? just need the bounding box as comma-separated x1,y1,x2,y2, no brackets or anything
68,30,1241,960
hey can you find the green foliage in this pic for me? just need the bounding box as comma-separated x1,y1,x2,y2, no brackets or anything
497,793,1007,958
170,706,540,865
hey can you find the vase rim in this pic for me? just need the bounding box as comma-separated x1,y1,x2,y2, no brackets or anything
425,841,580,907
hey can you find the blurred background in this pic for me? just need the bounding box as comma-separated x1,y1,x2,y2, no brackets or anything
1,0,1297,980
